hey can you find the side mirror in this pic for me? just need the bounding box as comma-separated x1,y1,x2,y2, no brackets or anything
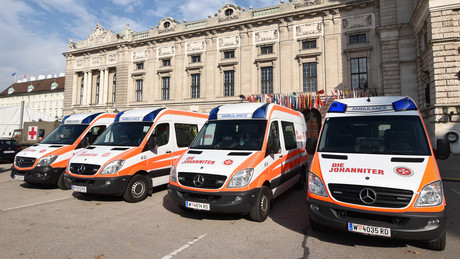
436,139,451,160
306,138,317,155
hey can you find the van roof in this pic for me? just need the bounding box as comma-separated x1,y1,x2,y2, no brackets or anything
62,112,104,124
327,96,419,115
115,108,164,122
209,103,270,120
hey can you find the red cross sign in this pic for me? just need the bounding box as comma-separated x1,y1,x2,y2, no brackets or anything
28,126,38,141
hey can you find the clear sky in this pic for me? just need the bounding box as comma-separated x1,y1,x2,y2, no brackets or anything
0,0,280,92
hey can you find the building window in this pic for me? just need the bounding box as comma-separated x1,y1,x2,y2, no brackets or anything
303,62,317,92
80,78,84,104
350,57,368,89
225,8,233,16
164,21,170,28
302,40,316,49
135,79,143,101
224,50,235,59
191,55,201,63
349,34,366,44
224,70,235,96
136,62,144,70
191,74,200,98
162,76,170,100
425,84,431,107
260,45,273,55
261,67,273,94
112,74,116,103
95,75,100,104
162,59,171,67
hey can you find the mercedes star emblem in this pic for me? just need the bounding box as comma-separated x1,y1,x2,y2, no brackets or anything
193,175,205,187
359,188,377,205
78,165,86,174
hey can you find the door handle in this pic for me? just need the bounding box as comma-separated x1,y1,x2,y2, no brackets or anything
166,151,171,154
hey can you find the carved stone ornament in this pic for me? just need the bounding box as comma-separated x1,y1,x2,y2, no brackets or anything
68,37,77,50
295,0,322,9
75,59,84,68
218,35,240,48
254,29,279,43
132,49,148,61
342,14,373,29
186,40,206,53
295,22,322,37
158,45,175,57
88,23,111,44
91,56,101,67
107,54,117,64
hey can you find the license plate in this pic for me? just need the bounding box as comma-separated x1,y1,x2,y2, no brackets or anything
72,185,87,193
4,150,14,153
348,223,391,237
186,201,210,211
14,175,25,181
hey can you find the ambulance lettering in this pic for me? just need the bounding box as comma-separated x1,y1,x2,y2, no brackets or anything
77,151,98,157
182,156,216,165
328,163,384,175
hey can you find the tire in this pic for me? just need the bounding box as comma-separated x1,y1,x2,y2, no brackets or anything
426,229,446,251
57,171,70,190
249,185,272,222
295,169,307,190
123,174,149,203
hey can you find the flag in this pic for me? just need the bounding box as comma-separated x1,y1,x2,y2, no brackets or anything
24,74,28,78
11,72,16,77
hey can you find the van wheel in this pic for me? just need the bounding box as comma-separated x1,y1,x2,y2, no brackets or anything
123,174,149,203
426,230,446,251
295,170,307,190
57,171,70,190
249,186,272,222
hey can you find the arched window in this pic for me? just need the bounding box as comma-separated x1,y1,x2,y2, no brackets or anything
225,9,233,16
80,78,84,104
95,75,100,104
112,74,117,103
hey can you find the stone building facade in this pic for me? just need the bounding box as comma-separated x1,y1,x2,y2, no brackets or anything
62,0,460,153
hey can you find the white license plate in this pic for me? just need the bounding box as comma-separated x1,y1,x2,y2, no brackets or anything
348,223,391,237
14,175,24,181
186,201,210,211
4,150,14,153
72,185,87,193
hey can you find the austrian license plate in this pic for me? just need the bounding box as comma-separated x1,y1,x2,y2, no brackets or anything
14,175,25,181
72,185,87,193
186,201,210,211
348,223,391,237
4,150,14,153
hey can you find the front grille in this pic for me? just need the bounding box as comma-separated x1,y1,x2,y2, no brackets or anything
178,172,227,189
69,163,101,175
15,156,36,168
328,184,413,208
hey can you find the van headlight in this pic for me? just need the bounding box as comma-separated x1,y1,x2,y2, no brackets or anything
308,172,328,197
170,164,177,183
36,155,58,167
100,160,125,175
227,168,254,188
414,180,443,207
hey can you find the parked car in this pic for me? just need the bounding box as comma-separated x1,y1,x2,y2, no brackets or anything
0,138,21,162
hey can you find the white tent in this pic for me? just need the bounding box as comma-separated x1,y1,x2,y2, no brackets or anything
0,105,53,138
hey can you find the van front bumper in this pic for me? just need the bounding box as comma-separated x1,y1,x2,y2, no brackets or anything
307,197,446,242
11,166,63,185
65,174,130,196
168,184,260,214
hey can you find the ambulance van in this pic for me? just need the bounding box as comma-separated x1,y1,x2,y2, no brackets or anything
11,112,116,189
64,108,208,203
307,96,451,251
168,103,308,221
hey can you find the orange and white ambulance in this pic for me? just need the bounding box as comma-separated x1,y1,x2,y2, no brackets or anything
11,112,116,189
307,96,450,251
168,103,308,221
64,108,207,202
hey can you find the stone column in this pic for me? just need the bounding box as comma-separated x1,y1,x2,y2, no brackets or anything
103,68,109,104
72,73,78,105
99,69,105,105
86,70,92,105
83,71,88,105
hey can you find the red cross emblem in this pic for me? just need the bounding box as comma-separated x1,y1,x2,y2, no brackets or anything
224,159,233,166
28,126,38,140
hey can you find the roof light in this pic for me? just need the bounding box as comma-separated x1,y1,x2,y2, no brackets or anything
328,101,347,113
209,106,221,120
61,115,71,123
393,98,417,111
252,103,269,118
114,111,125,122
143,108,163,121
81,112,103,124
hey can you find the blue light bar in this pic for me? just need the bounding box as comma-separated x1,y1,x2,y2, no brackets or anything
82,112,103,124
61,115,71,123
252,103,269,119
328,101,347,113
393,98,417,111
114,111,125,122
143,108,163,122
208,106,221,120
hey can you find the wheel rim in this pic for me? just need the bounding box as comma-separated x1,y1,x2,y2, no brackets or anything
260,193,268,213
131,180,146,198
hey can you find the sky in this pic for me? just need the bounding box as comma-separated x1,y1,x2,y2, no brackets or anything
0,0,280,92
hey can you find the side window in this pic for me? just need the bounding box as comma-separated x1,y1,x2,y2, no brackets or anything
88,125,107,144
281,121,297,150
175,123,198,148
152,123,170,147
266,121,281,157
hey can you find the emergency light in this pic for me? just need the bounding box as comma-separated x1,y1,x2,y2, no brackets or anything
328,101,347,113
81,113,103,124
61,115,71,123
208,106,221,120
252,103,269,119
143,108,163,122
114,111,126,122
392,98,417,111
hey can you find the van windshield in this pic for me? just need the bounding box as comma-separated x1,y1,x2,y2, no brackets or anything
93,122,152,146
317,116,431,155
41,124,88,145
190,120,267,150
